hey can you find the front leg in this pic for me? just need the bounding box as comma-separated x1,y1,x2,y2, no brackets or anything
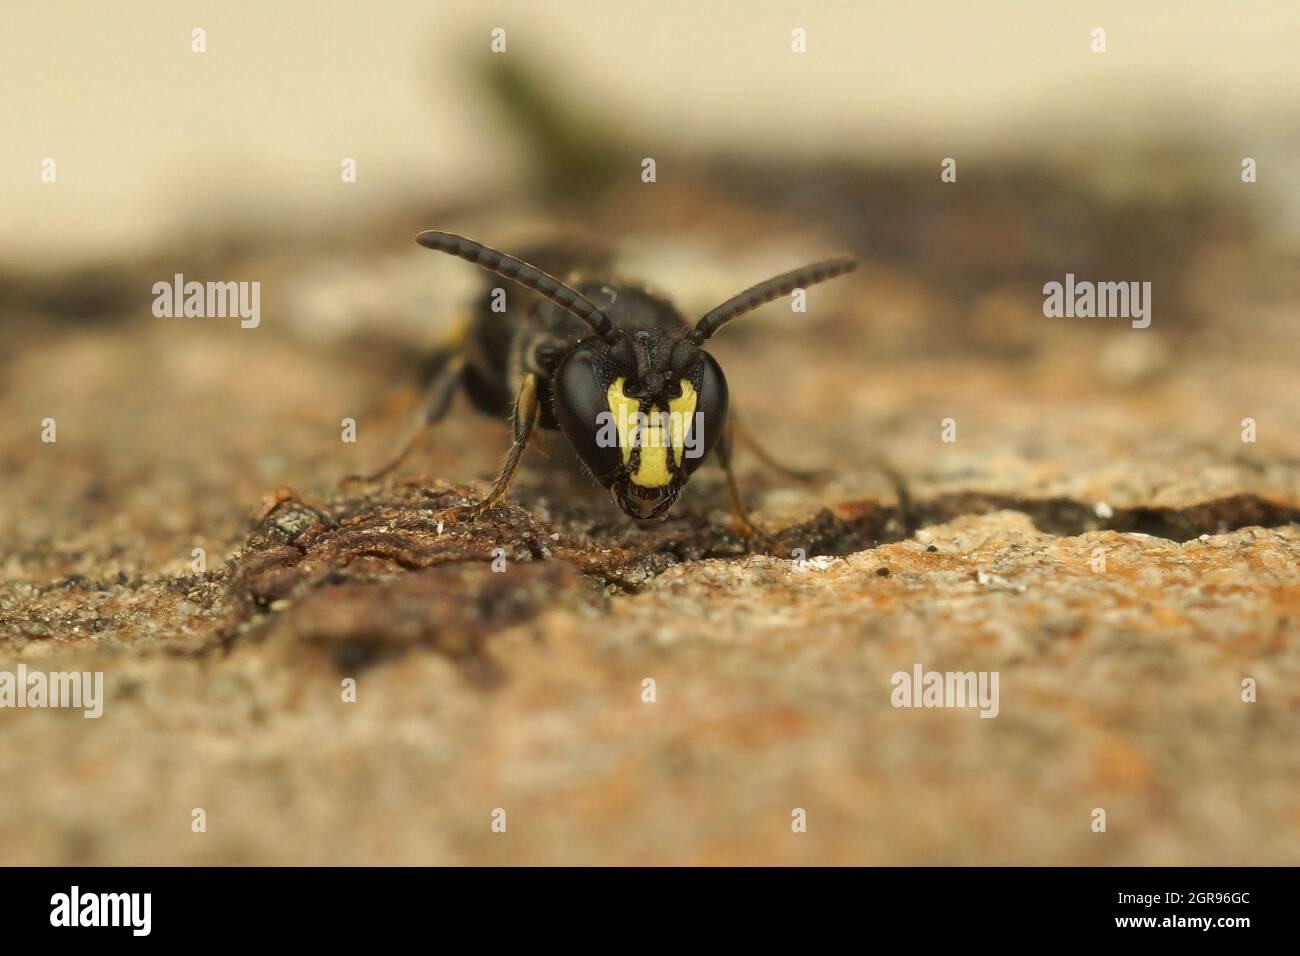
733,407,916,538
448,373,541,520
729,408,828,485
717,418,778,552
340,353,465,489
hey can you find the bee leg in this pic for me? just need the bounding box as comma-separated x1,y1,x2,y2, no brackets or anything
730,409,828,484
447,373,540,520
874,456,919,540
733,410,918,539
341,354,465,488
717,421,778,552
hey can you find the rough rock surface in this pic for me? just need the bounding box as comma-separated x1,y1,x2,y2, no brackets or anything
2,154,1299,863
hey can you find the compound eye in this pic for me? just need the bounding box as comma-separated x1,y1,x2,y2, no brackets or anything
678,350,728,478
554,348,622,487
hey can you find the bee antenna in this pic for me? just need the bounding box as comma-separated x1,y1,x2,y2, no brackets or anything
689,256,858,343
415,231,613,336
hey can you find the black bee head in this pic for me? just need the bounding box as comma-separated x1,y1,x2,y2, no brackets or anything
553,326,728,521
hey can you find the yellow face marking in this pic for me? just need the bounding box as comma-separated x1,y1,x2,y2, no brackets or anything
605,378,639,468
605,378,699,488
667,381,698,467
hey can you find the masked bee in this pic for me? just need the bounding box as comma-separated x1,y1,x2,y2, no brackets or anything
352,231,856,540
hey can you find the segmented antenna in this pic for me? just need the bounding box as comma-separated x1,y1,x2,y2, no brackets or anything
415,231,613,336
689,257,858,343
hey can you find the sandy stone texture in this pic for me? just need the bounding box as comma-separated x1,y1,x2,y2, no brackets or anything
2,163,1298,864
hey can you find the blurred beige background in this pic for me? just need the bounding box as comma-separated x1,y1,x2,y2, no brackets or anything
4,0,1300,264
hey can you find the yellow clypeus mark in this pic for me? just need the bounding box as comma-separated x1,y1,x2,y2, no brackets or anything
667,381,698,467
605,378,640,467
605,378,699,488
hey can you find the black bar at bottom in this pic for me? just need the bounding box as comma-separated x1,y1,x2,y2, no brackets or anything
0,866,1278,941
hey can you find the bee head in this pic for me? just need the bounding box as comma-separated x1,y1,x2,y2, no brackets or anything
553,327,728,520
